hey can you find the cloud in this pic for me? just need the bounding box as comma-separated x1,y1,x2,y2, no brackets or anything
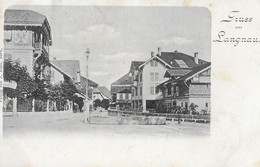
157,36,193,45
88,52,148,88
60,24,120,43
89,71,108,76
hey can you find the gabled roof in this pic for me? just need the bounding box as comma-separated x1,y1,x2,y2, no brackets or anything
176,62,211,82
93,86,111,99
5,9,46,25
138,51,209,70
80,76,98,88
111,72,133,85
130,61,145,71
111,85,132,94
157,62,211,88
51,60,80,81
159,52,207,68
4,9,52,44
164,68,192,78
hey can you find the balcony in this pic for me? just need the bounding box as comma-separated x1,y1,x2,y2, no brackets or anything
33,42,49,58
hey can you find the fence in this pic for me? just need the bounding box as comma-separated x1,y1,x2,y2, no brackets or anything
108,109,210,123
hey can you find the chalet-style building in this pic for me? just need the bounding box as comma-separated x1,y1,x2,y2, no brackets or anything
157,62,211,113
50,59,98,111
111,61,143,109
4,9,52,112
4,9,52,79
92,86,111,101
131,48,209,112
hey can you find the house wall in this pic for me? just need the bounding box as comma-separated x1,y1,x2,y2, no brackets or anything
141,59,167,100
4,30,34,75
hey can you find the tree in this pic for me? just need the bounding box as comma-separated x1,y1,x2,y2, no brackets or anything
101,99,109,110
155,100,167,113
4,59,37,100
93,99,101,109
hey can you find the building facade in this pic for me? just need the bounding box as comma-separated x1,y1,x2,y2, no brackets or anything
4,9,52,112
111,61,143,110
4,9,52,79
158,63,211,114
131,48,209,112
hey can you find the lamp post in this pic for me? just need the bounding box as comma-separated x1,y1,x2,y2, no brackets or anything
84,48,90,124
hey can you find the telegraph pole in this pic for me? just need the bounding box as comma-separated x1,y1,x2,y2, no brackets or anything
84,48,90,124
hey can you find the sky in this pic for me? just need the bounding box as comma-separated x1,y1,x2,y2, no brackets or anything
9,5,211,89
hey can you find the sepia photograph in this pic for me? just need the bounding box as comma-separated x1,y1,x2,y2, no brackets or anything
3,5,211,137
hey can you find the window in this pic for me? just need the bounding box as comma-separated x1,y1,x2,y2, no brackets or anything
4,54,12,60
155,72,159,81
167,85,171,95
140,73,142,82
4,31,12,43
125,94,129,100
140,86,142,96
176,86,179,96
181,102,183,107
156,85,159,94
175,60,188,68
119,94,123,100
132,88,135,97
150,72,154,81
154,60,158,66
206,103,208,107
150,86,155,95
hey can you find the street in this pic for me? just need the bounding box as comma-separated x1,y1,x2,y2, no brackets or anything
3,111,210,137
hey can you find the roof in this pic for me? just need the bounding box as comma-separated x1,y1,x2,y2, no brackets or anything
93,86,112,99
157,62,210,88
80,76,98,88
51,60,80,81
175,62,211,82
111,85,132,94
130,61,145,71
119,89,131,93
138,51,208,70
4,9,52,44
164,68,192,77
159,51,207,68
5,9,46,25
111,72,133,85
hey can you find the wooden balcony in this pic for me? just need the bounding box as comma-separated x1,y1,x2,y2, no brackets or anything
33,42,49,58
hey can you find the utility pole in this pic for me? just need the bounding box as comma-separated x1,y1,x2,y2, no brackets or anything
84,48,90,124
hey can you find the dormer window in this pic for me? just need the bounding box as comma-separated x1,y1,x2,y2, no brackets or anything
175,60,188,68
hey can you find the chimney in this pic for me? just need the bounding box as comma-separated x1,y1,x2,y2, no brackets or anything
158,47,161,56
76,71,81,83
194,52,199,64
151,51,154,57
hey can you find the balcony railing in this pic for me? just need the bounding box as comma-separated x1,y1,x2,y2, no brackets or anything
33,42,49,57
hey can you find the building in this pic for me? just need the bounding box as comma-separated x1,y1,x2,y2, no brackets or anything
157,62,211,113
50,59,98,111
4,9,52,79
4,9,52,112
92,86,111,101
111,61,144,109
131,48,209,112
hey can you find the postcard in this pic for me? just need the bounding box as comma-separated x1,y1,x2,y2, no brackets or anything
0,1,260,167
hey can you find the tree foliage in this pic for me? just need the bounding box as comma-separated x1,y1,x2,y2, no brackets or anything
101,99,110,110
93,99,101,108
155,100,167,113
4,59,37,99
